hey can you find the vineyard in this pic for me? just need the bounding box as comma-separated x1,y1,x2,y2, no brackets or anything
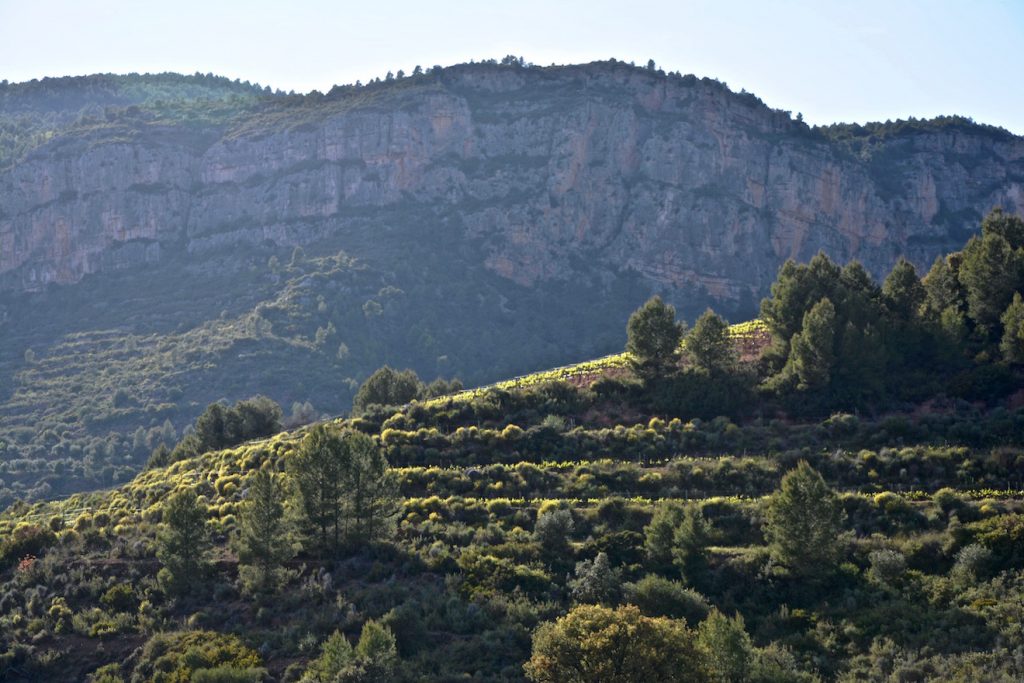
423,319,770,408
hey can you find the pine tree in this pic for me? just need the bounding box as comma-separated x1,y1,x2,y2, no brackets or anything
236,470,295,595
352,366,423,414
672,505,711,583
1000,292,1024,364
156,488,210,596
697,609,754,683
354,619,399,681
289,427,398,556
685,309,736,375
301,621,398,682
959,231,1023,336
921,254,964,318
980,207,1024,249
763,462,846,578
341,431,400,546
644,502,685,569
626,296,685,370
882,258,925,320
289,425,348,556
760,253,842,346
787,297,837,390
193,402,230,452
301,630,355,682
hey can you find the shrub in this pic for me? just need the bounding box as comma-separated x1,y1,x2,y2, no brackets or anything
131,630,262,683
0,524,57,569
524,604,707,682
867,549,907,587
569,552,621,605
191,667,267,683
100,584,136,613
950,544,992,587
625,575,711,622
534,509,574,552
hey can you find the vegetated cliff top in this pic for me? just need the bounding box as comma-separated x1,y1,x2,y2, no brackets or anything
2,58,1018,163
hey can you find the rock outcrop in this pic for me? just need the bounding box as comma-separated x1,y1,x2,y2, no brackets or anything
2,61,1023,301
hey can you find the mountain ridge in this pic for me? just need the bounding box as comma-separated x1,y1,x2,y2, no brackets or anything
3,59,1022,297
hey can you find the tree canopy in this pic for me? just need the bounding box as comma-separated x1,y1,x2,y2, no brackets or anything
764,461,847,577
524,604,707,683
626,296,685,370
352,366,424,414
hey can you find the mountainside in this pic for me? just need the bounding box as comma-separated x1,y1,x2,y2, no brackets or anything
2,344,1023,681
3,61,1023,297
2,202,1024,680
1,59,1023,504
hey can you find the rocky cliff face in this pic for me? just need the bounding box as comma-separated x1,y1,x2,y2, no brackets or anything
2,61,1023,302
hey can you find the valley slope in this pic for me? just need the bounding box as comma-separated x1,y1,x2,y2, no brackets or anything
1,60,1023,503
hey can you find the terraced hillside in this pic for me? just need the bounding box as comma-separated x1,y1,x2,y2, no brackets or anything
2,364,1024,680
4,61,1023,513
3,211,1023,680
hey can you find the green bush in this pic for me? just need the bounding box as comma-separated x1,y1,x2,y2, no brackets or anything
131,630,263,683
625,575,711,622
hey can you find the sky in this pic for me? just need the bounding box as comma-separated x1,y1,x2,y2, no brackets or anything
2,0,1023,134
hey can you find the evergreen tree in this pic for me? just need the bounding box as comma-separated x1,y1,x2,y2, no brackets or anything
340,430,400,546
980,207,1024,249
301,630,355,682
232,395,283,441
235,470,295,595
685,309,736,375
760,252,842,347
156,488,210,596
354,620,399,682
697,609,754,683
882,258,925,321
193,402,230,452
301,621,398,683
938,304,969,348
763,462,846,577
644,502,685,569
626,296,685,371
921,254,964,318
352,366,424,414
839,260,879,300
171,397,282,463
830,319,887,405
146,443,172,469
672,505,711,583
535,508,574,555
289,425,348,556
786,297,837,390
959,230,1023,336
1000,292,1024,364
289,427,398,556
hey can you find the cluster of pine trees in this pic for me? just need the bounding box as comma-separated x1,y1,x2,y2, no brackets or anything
152,426,401,680
627,209,1024,416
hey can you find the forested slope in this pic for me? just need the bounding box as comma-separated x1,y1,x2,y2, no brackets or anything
2,212,1024,680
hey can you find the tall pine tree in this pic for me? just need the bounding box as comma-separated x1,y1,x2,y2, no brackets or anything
764,462,846,578
786,297,837,391
157,488,210,596
236,470,296,595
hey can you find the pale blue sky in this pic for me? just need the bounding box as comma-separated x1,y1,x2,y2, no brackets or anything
2,0,1022,133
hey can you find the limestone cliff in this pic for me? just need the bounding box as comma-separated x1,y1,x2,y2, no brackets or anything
2,61,1023,302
